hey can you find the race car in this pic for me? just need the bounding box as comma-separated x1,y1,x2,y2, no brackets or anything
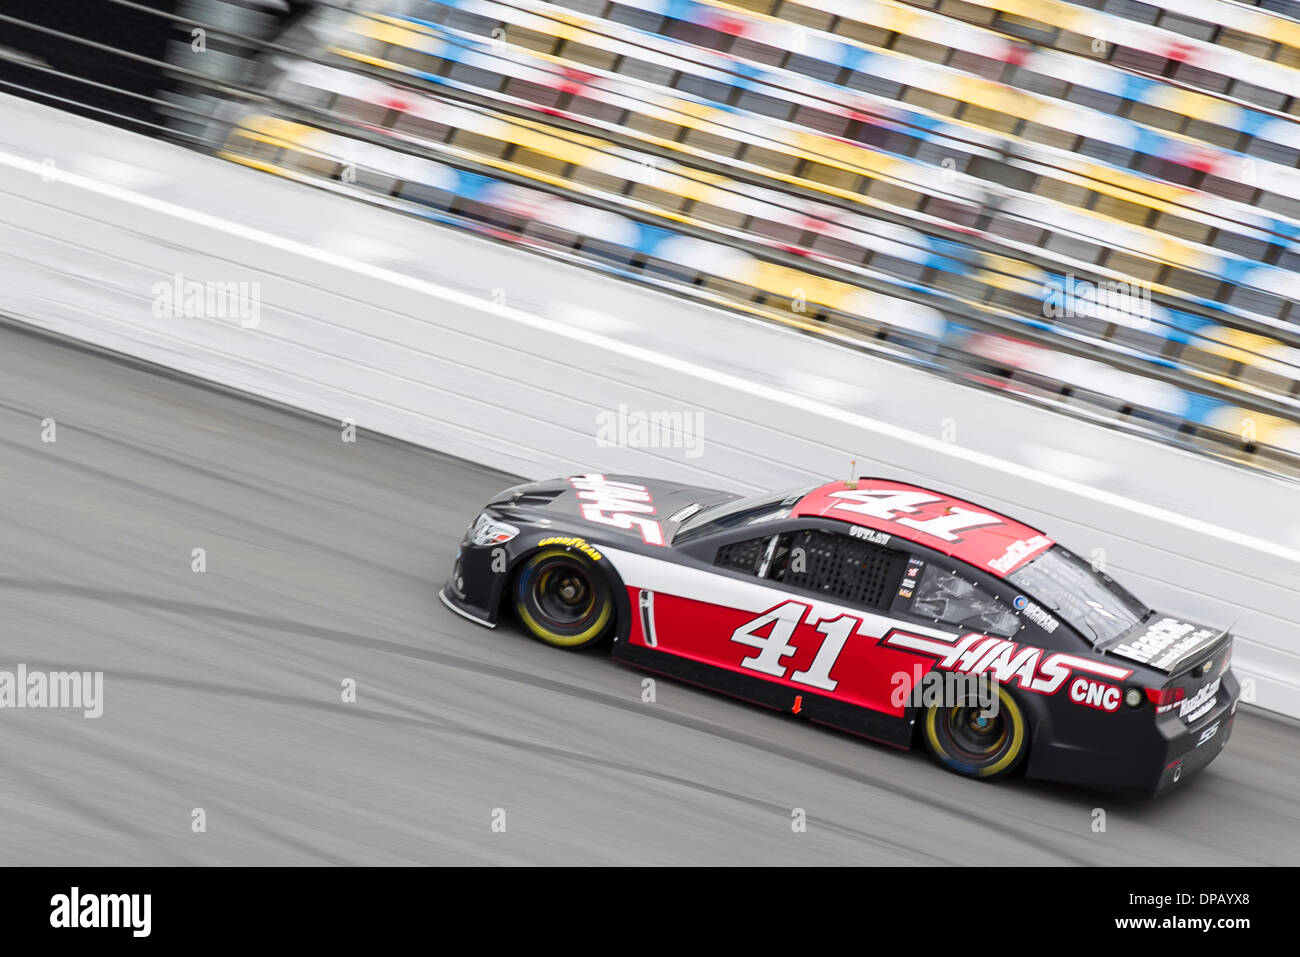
440,473,1239,794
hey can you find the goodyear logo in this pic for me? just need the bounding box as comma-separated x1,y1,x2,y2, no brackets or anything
538,536,603,561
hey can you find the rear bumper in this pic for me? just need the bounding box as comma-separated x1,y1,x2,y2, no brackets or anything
1150,670,1240,796
1025,668,1240,795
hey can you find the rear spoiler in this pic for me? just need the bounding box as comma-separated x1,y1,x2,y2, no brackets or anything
1102,620,1231,674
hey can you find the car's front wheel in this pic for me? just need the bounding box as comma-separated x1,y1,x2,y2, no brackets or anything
922,685,1029,780
513,548,614,649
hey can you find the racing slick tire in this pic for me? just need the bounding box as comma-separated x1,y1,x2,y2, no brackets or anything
513,548,614,650
922,684,1030,781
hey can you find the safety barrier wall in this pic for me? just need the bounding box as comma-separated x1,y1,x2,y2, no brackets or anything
216,104,1300,455
3,94,1298,718
199,1,1300,466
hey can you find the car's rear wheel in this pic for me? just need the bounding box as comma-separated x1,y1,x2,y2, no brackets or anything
513,548,613,649
922,685,1029,780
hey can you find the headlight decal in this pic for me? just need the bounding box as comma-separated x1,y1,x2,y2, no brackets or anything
469,512,519,546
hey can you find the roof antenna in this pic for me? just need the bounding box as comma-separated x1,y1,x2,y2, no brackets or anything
845,458,857,490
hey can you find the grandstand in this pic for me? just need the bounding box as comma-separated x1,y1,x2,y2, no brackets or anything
7,0,1298,467
198,0,1300,469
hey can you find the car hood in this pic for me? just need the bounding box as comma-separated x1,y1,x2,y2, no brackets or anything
485,474,739,547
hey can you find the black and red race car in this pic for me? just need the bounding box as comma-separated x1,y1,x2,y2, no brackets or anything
441,473,1239,794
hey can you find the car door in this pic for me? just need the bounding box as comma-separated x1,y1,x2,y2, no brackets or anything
641,520,927,716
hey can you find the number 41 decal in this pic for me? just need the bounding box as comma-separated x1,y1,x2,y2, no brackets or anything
730,601,858,691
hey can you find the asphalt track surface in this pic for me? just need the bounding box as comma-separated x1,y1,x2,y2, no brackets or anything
0,323,1296,866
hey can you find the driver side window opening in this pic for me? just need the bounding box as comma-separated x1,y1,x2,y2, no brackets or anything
910,564,1020,637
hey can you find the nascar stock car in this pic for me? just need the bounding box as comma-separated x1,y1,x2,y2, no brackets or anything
440,474,1239,794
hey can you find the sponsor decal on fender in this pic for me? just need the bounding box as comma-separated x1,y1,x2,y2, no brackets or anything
1013,595,1060,634
1069,677,1121,712
537,536,603,562
881,630,1132,707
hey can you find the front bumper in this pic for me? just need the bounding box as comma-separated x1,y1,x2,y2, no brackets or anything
440,542,499,627
439,585,497,628
440,517,518,630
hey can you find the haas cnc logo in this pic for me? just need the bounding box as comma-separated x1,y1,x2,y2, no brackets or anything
883,631,1131,708
569,474,665,546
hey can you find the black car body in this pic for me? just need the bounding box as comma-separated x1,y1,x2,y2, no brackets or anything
442,473,1239,793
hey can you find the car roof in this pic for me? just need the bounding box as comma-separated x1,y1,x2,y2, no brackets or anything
791,479,1054,578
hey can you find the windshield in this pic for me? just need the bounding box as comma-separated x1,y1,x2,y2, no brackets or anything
673,486,815,544
1007,546,1149,645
